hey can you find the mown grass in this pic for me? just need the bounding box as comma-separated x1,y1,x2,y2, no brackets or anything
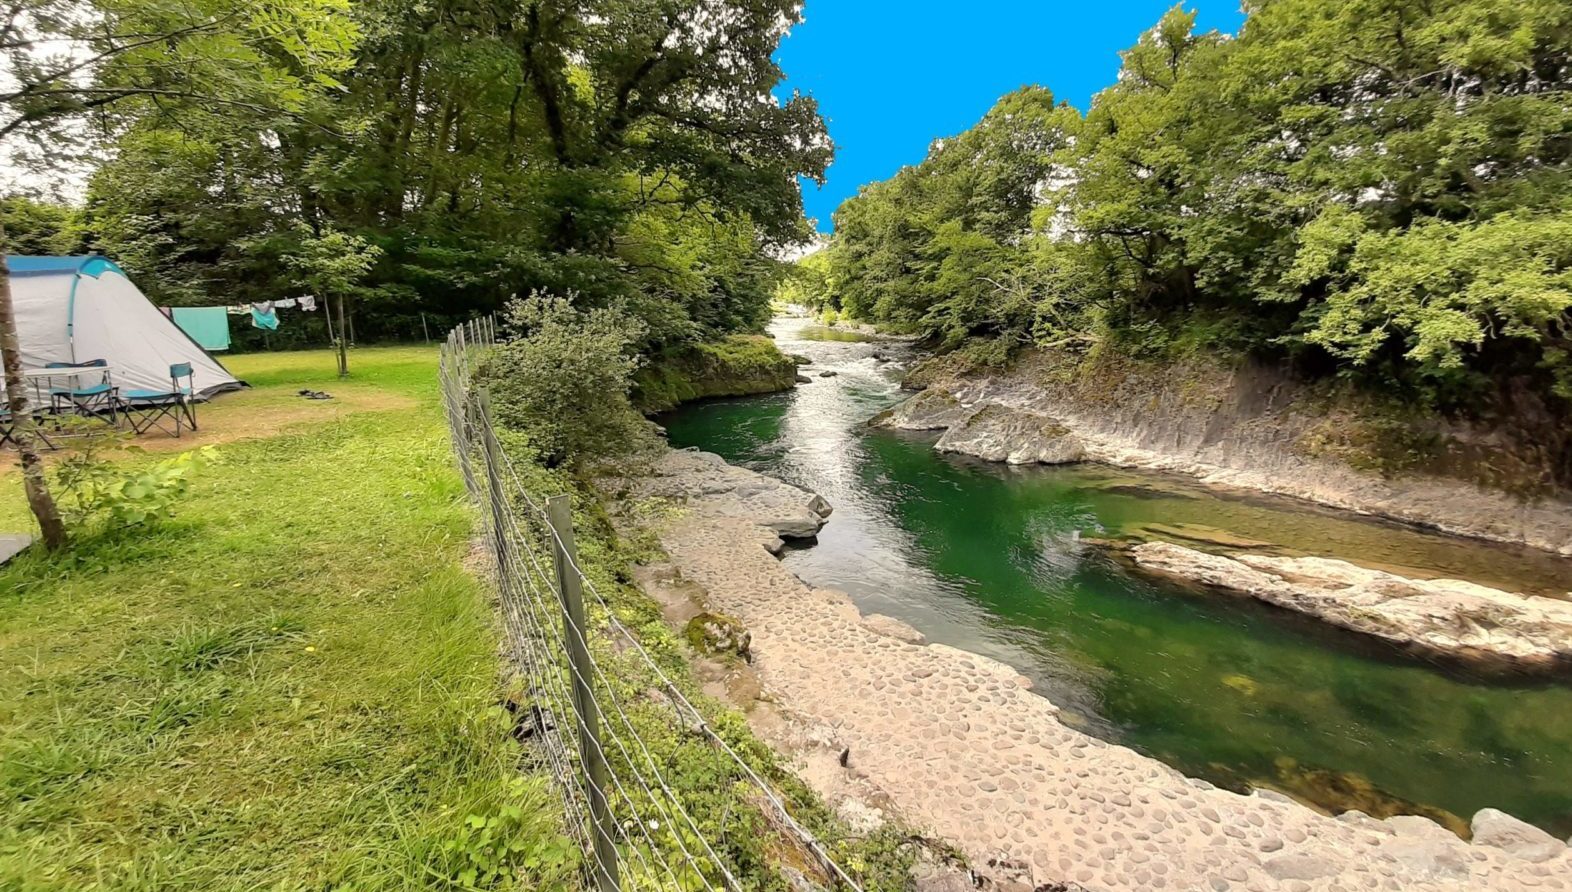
0,347,575,891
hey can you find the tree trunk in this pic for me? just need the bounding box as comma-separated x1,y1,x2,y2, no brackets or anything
0,224,68,549
335,293,349,377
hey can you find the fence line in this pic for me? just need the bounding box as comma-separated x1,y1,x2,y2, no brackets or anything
438,319,866,892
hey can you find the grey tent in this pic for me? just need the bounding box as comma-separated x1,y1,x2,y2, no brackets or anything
4,255,242,398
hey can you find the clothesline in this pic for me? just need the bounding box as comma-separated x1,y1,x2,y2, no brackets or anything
220,296,319,314
162,297,322,349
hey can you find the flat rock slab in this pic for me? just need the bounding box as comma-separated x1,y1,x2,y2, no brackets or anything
638,449,832,540
633,448,1572,891
0,533,32,566
1129,541,1572,673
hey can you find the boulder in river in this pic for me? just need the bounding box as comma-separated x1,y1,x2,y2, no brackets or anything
1124,541,1572,673
1470,808,1567,862
934,404,1085,465
871,388,975,431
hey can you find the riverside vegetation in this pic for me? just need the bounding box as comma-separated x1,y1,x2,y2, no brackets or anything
790,0,1572,499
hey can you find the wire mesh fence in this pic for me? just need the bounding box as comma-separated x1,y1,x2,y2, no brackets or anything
439,318,867,892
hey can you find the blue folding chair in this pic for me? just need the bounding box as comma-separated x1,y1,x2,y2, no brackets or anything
121,363,199,437
47,359,118,424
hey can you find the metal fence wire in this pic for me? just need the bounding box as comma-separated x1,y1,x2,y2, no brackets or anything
439,319,866,892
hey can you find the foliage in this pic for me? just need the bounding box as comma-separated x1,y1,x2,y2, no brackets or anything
50,425,218,530
16,0,829,350
279,224,382,309
632,334,798,412
816,0,1572,424
439,778,578,888
478,293,654,467
0,198,87,254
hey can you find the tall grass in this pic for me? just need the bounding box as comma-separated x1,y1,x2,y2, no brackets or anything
0,348,575,890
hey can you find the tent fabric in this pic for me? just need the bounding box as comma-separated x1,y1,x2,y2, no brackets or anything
4,255,242,399
171,307,232,351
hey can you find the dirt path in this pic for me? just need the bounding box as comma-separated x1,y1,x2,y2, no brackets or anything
632,449,1571,892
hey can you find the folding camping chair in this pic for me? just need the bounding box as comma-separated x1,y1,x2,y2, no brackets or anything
47,359,118,424
121,363,198,437
0,385,56,451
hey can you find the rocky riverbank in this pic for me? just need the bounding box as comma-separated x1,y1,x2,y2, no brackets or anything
874,351,1572,555
624,447,1572,891
1112,541,1572,675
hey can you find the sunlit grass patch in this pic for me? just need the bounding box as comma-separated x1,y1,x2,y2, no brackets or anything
0,348,575,891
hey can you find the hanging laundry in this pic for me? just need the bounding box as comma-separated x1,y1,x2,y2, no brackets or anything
275,298,298,309
250,302,280,331
226,305,249,316
171,307,232,351
297,295,318,312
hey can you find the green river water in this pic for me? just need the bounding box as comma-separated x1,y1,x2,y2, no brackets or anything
660,316,1572,838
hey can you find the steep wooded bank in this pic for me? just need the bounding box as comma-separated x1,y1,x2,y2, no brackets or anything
633,335,799,412
797,0,1572,491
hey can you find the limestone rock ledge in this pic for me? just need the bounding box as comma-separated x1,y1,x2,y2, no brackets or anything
934,405,1085,465
1126,541,1572,673
872,355,1572,554
638,448,832,540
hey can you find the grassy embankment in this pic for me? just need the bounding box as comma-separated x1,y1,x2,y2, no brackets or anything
0,347,577,891
633,334,798,412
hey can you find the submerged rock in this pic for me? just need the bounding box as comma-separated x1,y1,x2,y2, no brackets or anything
934,404,1086,465
1125,541,1572,673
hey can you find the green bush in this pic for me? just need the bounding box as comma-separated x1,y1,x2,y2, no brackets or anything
52,428,219,532
477,294,656,469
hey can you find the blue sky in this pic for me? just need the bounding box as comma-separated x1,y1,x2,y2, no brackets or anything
775,2,1247,232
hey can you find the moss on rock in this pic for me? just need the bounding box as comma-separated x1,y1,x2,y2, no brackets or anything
634,335,798,412
685,611,752,660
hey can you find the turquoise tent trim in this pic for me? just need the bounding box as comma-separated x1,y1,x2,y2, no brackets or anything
3,256,130,355
5,255,125,278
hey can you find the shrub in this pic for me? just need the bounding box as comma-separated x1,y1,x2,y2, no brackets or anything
51,426,219,531
478,294,656,469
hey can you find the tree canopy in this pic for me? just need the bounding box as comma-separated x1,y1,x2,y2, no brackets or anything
815,0,1572,412
3,0,831,347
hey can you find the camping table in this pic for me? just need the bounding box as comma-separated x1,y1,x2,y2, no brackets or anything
18,365,116,415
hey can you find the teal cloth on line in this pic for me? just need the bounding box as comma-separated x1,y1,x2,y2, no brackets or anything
250,306,279,331
171,306,232,351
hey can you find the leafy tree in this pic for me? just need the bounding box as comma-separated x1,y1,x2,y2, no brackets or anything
819,0,1572,450
280,224,382,376
0,0,358,548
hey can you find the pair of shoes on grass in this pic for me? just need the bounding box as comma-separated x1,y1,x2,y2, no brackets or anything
297,389,334,400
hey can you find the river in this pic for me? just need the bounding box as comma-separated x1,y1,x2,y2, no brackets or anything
659,314,1572,837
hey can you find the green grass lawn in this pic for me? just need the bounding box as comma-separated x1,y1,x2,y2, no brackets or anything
0,347,575,890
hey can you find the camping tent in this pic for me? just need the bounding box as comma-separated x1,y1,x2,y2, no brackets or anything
4,255,242,399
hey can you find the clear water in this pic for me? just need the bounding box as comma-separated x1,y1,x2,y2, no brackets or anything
659,316,1572,837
